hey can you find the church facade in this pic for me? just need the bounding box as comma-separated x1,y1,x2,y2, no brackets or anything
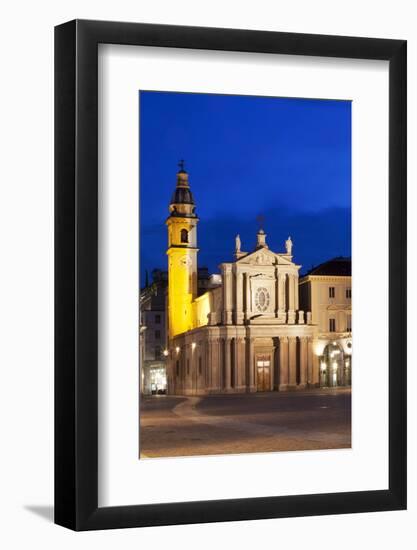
165,166,320,395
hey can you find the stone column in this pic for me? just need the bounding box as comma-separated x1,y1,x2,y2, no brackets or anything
271,338,279,391
237,337,245,388
275,267,279,317
287,274,295,324
278,273,287,324
288,336,297,387
224,337,232,391
300,337,308,387
279,273,286,314
235,272,243,324
222,266,227,324
247,336,255,392
279,336,289,390
232,336,239,390
222,265,233,325
244,272,251,322
288,274,295,311
307,338,313,386
211,338,219,392
218,337,224,390
232,337,239,389
293,273,299,311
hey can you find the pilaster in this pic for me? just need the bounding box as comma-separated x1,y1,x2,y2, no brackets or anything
278,272,286,321
244,272,251,322
299,337,308,387
246,337,255,392
288,336,297,388
222,264,233,325
293,272,299,311
224,337,232,391
287,273,295,324
235,272,244,324
307,338,313,386
210,337,221,392
279,336,289,390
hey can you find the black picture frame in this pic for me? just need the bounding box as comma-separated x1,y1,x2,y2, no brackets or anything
55,19,407,531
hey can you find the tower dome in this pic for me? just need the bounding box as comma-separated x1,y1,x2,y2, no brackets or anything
170,173,195,206
168,161,197,218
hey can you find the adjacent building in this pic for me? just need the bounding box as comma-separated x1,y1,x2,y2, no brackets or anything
299,258,352,387
140,270,168,395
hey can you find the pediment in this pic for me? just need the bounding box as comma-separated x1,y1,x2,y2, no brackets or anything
326,304,351,311
237,248,279,266
275,254,295,266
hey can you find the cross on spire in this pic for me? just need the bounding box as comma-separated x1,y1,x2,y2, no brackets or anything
178,159,186,172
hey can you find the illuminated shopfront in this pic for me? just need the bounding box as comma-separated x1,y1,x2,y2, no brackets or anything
319,341,351,387
141,363,167,395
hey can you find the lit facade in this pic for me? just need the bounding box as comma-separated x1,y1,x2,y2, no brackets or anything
165,166,320,395
139,268,218,394
140,271,168,395
299,258,352,387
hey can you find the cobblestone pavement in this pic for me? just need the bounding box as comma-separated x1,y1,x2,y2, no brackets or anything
139,388,351,458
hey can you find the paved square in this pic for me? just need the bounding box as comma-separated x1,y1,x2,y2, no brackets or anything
140,388,351,458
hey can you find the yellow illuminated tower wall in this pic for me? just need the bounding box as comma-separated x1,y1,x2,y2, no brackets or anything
166,164,199,339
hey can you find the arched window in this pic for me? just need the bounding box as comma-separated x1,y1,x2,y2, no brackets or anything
180,229,188,243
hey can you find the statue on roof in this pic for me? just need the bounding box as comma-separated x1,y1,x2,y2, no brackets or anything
285,235,293,255
235,234,241,253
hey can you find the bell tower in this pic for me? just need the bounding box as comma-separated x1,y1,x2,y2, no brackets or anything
166,161,199,338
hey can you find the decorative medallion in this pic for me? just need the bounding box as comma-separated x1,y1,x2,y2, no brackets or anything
255,287,270,312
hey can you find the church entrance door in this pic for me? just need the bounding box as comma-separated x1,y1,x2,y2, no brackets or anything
256,354,271,392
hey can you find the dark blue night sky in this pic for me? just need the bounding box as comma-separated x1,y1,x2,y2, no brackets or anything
140,91,351,283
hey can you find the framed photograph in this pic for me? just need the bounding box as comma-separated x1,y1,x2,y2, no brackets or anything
55,20,406,530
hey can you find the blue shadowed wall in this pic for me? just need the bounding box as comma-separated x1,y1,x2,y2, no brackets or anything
140,91,351,282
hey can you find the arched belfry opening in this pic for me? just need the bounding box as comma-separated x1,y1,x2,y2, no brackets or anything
181,228,189,243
